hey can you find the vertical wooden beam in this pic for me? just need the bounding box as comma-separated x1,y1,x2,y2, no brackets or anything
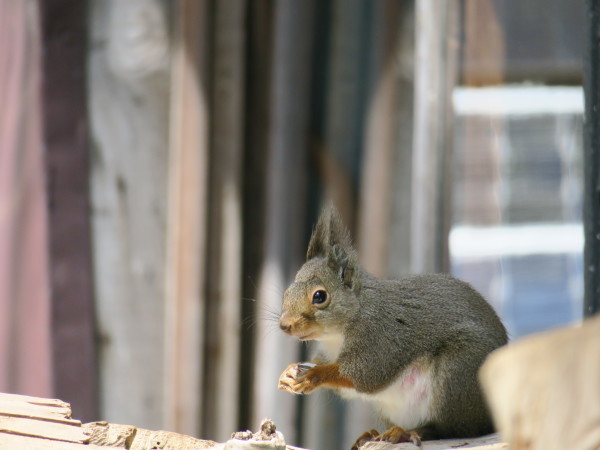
321,0,367,225
88,0,170,429
351,2,413,447
358,0,405,278
411,0,460,274
387,1,417,280
203,0,246,441
0,0,52,399
304,5,369,446
164,0,210,436
40,0,98,421
240,0,274,433
583,0,600,316
253,0,314,444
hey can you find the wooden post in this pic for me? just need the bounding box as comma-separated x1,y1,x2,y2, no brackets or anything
386,1,417,279
88,0,171,429
0,0,53,399
40,0,98,422
253,0,314,444
411,0,460,274
583,0,600,316
352,1,414,447
203,0,247,441
164,0,210,437
239,0,274,433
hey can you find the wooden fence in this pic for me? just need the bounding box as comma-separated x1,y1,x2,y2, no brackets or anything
3,1,590,449
0,0,460,448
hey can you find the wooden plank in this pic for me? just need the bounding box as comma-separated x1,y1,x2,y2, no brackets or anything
0,393,69,409
163,0,210,437
386,1,416,279
0,392,76,424
253,0,314,445
358,1,403,279
462,0,584,85
351,2,414,448
0,0,53,398
303,2,369,448
0,433,116,450
88,0,171,429
461,0,505,87
410,0,459,274
480,314,600,450
0,416,87,443
0,404,78,425
203,0,247,441
40,0,98,422
239,0,274,433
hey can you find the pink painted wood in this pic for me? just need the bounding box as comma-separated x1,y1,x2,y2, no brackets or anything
0,0,53,397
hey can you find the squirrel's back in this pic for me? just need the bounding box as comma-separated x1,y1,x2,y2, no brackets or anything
361,273,507,344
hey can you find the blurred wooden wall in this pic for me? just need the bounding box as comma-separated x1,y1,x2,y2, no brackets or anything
0,0,458,449
0,0,98,423
0,0,52,402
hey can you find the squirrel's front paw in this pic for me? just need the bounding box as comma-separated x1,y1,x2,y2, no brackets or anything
278,362,319,395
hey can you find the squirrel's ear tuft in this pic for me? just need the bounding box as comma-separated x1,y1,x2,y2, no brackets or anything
307,204,358,288
307,203,356,260
306,209,329,260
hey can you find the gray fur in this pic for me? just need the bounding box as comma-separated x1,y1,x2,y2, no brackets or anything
281,206,508,439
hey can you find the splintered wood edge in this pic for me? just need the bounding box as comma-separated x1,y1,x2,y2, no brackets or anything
0,393,70,407
0,400,79,425
0,392,78,428
0,416,89,444
0,393,71,412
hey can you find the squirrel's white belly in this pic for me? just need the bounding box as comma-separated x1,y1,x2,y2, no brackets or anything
339,358,434,431
316,335,434,430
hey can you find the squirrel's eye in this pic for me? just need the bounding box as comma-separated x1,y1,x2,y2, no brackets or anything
312,290,328,305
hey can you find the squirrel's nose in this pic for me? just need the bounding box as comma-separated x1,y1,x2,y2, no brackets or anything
279,315,292,334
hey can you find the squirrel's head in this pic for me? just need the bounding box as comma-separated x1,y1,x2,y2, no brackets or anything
279,205,361,341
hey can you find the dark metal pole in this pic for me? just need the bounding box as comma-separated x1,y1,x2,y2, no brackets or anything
584,0,600,316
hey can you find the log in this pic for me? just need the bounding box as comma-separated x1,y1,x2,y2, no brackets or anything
84,421,215,449
480,314,600,450
0,392,216,449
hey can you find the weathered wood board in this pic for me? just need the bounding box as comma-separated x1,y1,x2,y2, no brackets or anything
0,392,90,447
481,314,600,450
0,392,215,449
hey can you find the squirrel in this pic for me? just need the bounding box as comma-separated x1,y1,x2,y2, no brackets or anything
278,205,508,448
